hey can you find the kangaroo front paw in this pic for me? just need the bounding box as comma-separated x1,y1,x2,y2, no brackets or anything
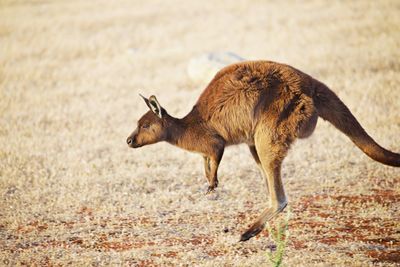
205,180,218,195
205,185,216,195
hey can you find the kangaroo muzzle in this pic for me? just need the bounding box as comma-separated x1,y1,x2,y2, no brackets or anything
126,136,142,148
127,129,141,148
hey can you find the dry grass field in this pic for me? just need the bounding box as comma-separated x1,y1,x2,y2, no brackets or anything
1,0,400,266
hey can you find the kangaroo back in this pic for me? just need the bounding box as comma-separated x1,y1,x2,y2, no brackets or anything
313,82,400,167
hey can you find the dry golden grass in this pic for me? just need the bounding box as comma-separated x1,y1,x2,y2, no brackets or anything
1,0,399,266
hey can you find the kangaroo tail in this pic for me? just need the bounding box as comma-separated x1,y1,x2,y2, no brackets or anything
313,82,400,167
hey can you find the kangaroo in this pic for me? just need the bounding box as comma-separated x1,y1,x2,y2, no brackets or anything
126,60,400,241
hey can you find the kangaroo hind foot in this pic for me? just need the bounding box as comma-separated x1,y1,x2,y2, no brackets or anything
240,203,287,241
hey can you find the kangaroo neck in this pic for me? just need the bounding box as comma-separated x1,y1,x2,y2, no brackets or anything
165,107,202,150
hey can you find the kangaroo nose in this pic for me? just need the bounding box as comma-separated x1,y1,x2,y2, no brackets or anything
127,137,133,145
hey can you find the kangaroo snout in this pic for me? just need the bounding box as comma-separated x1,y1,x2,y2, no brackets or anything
126,135,141,148
126,136,134,146
127,127,141,148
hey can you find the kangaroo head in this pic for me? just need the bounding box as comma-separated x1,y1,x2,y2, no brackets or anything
127,95,168,148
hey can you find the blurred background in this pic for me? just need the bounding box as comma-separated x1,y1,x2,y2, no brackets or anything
1,0,399,265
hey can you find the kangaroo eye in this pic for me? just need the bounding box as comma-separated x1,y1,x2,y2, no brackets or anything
141,124,150,129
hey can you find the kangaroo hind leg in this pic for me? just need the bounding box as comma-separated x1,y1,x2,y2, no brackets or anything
248,145,269,194
240,134,289,241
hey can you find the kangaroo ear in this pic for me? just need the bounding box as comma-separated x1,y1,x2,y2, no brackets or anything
139,94,152,110
148,95,163,119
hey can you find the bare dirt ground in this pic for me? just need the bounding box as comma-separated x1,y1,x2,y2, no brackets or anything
1,0,399,266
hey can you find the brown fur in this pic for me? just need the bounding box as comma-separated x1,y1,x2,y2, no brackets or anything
126,60,400,241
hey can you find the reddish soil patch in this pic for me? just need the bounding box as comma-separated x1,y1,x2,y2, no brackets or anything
290,190,400,263
207,249,226,257
16,221,48,234
366,250,400,264
5,188,399,265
